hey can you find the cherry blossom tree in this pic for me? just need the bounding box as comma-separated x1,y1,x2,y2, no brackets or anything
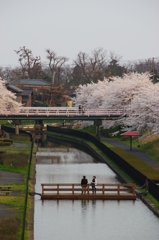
0,78,22,112
74,72,159,134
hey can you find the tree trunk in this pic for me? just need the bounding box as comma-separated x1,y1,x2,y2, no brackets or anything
52,71,56,86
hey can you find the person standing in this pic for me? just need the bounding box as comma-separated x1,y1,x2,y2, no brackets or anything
81,176,88,194
91,176,97,194
82,105,85,114
79,105,82,114
1,128,4,137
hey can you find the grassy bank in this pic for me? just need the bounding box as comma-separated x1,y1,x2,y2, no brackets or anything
81,125,159,163
0,134,32,240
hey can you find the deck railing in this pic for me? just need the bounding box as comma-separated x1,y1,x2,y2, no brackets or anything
41,183,136,197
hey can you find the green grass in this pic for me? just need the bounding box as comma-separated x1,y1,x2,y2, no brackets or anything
81,125,96,136
0,164,29,175
111,147,159,181
147,193,159,208
0,179,27,239
140,138,159,162
82,124,159,163
101,141,114,148
0,136,32,240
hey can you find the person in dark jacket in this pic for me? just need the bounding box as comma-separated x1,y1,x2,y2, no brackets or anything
79,105,82,114
81,176,88,194
1,128,4,137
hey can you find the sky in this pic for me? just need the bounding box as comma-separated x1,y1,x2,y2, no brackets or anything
0,0,159,67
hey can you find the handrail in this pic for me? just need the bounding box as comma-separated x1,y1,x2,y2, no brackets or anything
0,107,126,117
41,183,136,196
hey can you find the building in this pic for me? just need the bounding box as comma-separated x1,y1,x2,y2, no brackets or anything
6,83,33,107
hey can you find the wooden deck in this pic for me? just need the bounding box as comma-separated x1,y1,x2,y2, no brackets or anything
41,183,136,200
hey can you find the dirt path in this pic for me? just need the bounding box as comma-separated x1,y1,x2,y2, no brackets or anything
0,204,18,220
0,170,24,185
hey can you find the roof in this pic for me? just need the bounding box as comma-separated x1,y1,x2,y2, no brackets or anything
21,89,33,96
6,84,23,93
121,131,141,136
10,79,51,86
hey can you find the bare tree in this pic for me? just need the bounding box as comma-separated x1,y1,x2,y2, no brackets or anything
74,51,89,83
14,46,42,79
0,67,17,81
74,48,108,83
90,48,108,80
46,49,68,86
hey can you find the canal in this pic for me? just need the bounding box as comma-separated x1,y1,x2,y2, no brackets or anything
34,145,159,240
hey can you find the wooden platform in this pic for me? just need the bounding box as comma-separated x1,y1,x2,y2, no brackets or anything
41,183,136,200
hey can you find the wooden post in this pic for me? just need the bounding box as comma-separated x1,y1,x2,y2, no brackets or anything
118,184,120,195
102,184,104,194
57,184,59,195
41,184,44,196
15,124,19,135
132,184,136,196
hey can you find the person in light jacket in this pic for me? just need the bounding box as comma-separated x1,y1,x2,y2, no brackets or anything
91,176,97,194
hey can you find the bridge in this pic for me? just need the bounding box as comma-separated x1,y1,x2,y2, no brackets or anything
0,107,127,136
41,183,136,200
0,107,126,120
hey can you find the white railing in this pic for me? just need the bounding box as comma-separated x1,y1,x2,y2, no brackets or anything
0,107,126,117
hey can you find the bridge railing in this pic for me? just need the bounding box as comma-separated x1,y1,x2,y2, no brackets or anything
41,183,136,196
0,107,126,116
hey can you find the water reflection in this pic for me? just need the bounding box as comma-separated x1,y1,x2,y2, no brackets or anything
36,148,99,164
35,198,159,240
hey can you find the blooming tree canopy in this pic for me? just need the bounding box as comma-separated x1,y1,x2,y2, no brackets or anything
0,78,22,111
74,72,159,134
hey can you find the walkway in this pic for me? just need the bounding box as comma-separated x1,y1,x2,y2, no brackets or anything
101,137,159,172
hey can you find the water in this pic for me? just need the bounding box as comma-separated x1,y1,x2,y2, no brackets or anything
34,148,159,240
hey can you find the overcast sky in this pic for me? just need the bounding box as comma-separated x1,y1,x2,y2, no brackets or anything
0,0,159,67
